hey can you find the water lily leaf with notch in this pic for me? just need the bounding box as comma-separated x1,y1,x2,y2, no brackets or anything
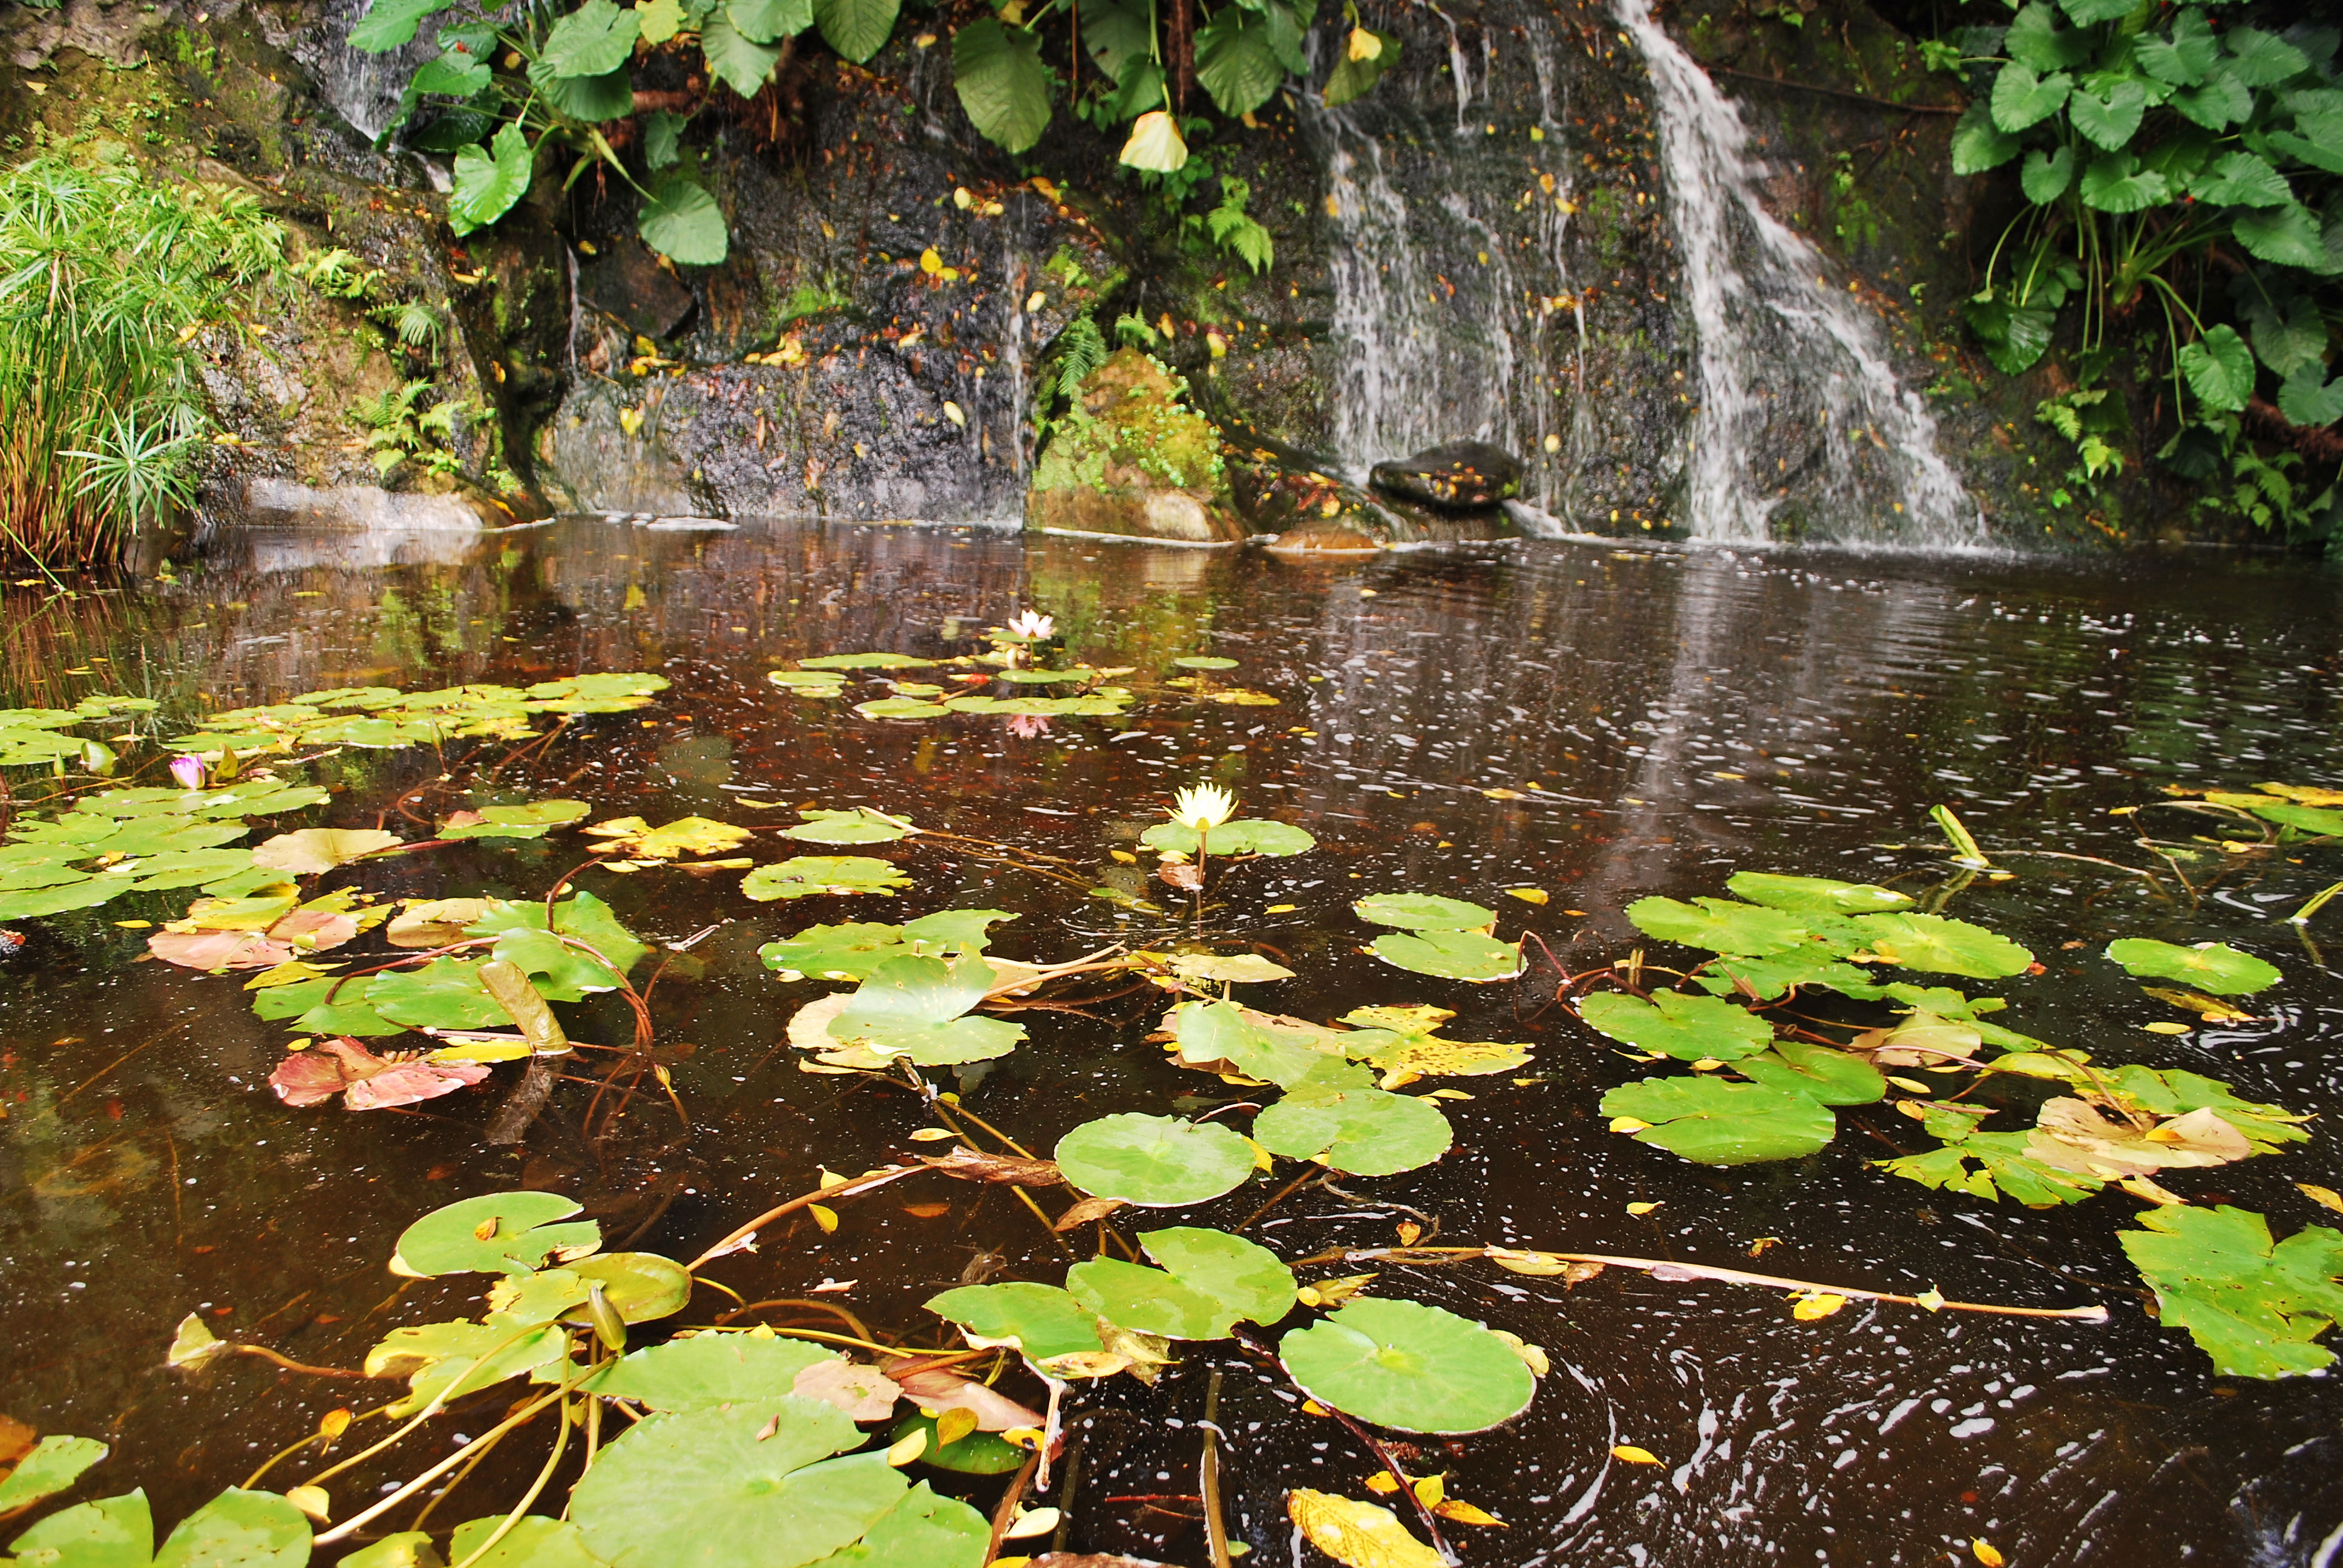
1849,912,2033,978
366,1320,569,1416
571,1401,909,1568
1735,1040,1885,1105
1625,896,1828,956
1055,1112,1257,1206
1141,820,1317,857
0,1434,108,1514
392,1191,601,1275
1174,999,1358,1087
2122,1205,2343,1377
367,957,506,1030
464,891,650,979
0,876,137,920
488,927,625,1000
1725,872,1912,916
799,1481,991,1568
925,1281,1107,1363
1067,1225,1296,1339
744,856,913,901
1334,1005,1531,1077
1253,1085,1453,1176
770,670,849,694
1279,1298,1535,1434
760,909,1014,981
799,652,939,671
824,956,1026,1065
1694,952,1886,1002
492,1253,688,1332
439,800,592,840
781,808,913,845
854,697,949,720
268,1037,492,1110
250,975,405,1037
441,1516,606,1568
2105,1065,2309,1153
1578,990,1774,1061
1166,951,1296,984
7,1487,310,1568
251,828,402,875
2105,938,2280,995
583,815,753,860
1878,1105,2106,1209
576,1333,837,1407
1352,893,1497,930
1599,1075,1837,1164
1366,929,1522,982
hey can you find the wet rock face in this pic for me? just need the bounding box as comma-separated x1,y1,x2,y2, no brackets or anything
1026,351,1246,544
1229,448,1518,551
1368,442,1523,511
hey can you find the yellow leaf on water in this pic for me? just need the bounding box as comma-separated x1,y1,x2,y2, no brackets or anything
1626,1201,1662,1216
807,1203,839,1233
285,1486,330,1524
1395,1220,1422,1246
934,1406,978,1448
2141,1021,2192,1035
1364,1472,1398,1494
1410,1475,1444,1507
1287,1489,1444,1568
1506,887,1548,905
1267,903,1297,913
1483,788,1527,800
1973,1542,2005,1567
908,1128,958,1142
1747,1236,1780,1258
1608,1116,1653,1134
883,1429,926,1466
1301,1400,1333,1417
1792,1293,1847,1321
1610,1445,1660,1465
1915,1287,1947,1313
1887,1076,1932,1093
1434,1499,1504,1527
2297,1183,2343,1215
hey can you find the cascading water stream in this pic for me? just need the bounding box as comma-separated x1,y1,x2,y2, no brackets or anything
1613,0,1981,546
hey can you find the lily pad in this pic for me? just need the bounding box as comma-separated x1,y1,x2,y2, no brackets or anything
1578,990,1774,1062
1352,893,1497,930
799,653,939,670
465,892,650,979
0,1435,108,1514
822,956,1026,1065
2105,938,2281,996
8,1488,309,1568
1850,912,2034,979
1065,1227,1295,1340
770,670,849,693
367,956,506,1030
578,1334,837,1408
390,1191,601,1275
1279,1299,1535,1433
2121,1205,2343,1378
1173,656,1239,670
439,800,592,840
854,698,950,720
1166,951,1296,984
569,1402,907,1568
249,828,402,874
761,910,1015,981
1366,929,1522,982
1735,1040,1886,1105
1878,1116,2105,1209
582,815,754,860
1173,999,1358,1088
781,808,913,845
1253,1086,1453,1176
1693,953,1885,1002
1626,896,1821,956
1054,1112,1257,1206
444,1516,607,1568
1725,872,1913,915
268,1037,491,1111
744,857,913,901
1140,820,1317,857
800,1481,990,1567
923,1281,1105,1362
1599,1075,1837,1164
1334,1006,1530,1077
885,1414,1026,1475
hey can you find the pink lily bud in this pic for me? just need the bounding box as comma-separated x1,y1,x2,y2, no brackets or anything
169,754,206,791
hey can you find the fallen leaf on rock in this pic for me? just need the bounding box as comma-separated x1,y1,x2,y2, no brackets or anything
1288,1489,1444,1568
789,1358,901,1421
149,929,295,970
269,1037,491,1110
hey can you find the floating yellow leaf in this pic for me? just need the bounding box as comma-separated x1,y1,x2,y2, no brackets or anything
1792,1293,1847,1321
582,815,752,860
883,1429,926,1466
1395,1220,1422,1246
1609,1116,1652,1134
1610,1445,1660,1465
1914,1287,1947,1312
1973,1542,2005,1568
1626,1201,1662,1216
1746,1236,1780,1258
2141,1021,2192,1035
2299,1183,2343,1215
807,1203,839,1233
934,1406,978,1447
1434,1499,1504,1527
1287,1489,1443,1568
1505,887,1548,905
908,1127,958,1143
285,1486,330,1524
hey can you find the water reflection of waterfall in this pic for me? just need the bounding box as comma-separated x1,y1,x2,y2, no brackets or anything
1613,0,1981,547
1299,21,1582,511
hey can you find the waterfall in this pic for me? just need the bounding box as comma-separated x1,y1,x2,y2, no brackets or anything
292,0,433,143
1613,0,1981,546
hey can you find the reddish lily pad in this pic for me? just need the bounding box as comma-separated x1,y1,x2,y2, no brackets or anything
269,1037,491,1110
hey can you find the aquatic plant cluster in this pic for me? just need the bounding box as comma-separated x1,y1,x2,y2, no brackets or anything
0,635,2337,1568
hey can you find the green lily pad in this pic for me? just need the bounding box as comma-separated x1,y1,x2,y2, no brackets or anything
1141,1225,1297,1327
368,1319,570,1415
1578,990,1774,1061
1065,1227,1295,1339
1878,1108,2106,1209
568,1252,693,1322
1173,1000,1362,1089
1279,1299,1535,1434
1725,872,1913,915
2105,1065,2309,1153
744,856,913,901
441,800,593,840
781,809,913,844
390,1191,601,1275
1626,896,1823,956
1139,820,1317,857
761,910,1014,981
1366,929,1522,982
1599,1075,1837,1164
1173,656,1239,670
1850,912,2034,979
822,956,1026,1065
770,670,850,692
2105,938,2281,996
1055,1112,1257,1206
1734,1040,1885,1105
578,1334,836,1408
2121,1205,2343,1378
0,878,131,920
801,1481,991,1567
923,1281,1105,1362
1351,893,1497,930
885,1414,1026,1475
444,1515,606,1568
366,956,505,1030
2249,802,2343,837
1253,1086,1453,1176
489,927,626,1001
14,1487,311,1568
0,1435,108,1514
991,667,1089,684
1692,953,1885,1002
465,891,650,979
250,975,405,1037
7,1488,152,1568
854,698,950,720
570,1403,906,1568
799,653,939,670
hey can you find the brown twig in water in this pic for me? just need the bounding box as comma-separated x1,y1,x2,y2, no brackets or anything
1234,1166,1325,1233
983,1450,1041,1564
686,1165,926,1269
1200,1367,1234,1568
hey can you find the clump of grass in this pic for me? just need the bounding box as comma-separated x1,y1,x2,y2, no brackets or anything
0,151,284,568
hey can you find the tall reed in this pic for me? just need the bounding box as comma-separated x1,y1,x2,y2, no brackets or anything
0,151,284,569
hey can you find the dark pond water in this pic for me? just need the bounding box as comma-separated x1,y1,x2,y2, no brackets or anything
4,522,2342,1567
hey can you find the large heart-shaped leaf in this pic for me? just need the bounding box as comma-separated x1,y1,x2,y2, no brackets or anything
579,1335,837,1408
1726,872,1912,917
1195,6,1282,117
761,909,1013,981
392,1191,601,1275
640,175,729,267
1279,1299,1535,1434
0,1436,108,1515
1352,893,1497,930
1055,1112,1256,1206
1849,912,2034,978
1367,929,1522,982
1735,1040,1884,1105
2177,325,2256,413
1990,63,2071,132
924,1281,1105,1362
812,0,897,60
348,0,454,50
1253,1086,1452,1176
822,956,1026,1065
1950,100,2020,174
779,808,911,845
1599,1075,1836,1164
2105,938,2280,995
952,18,1053,154
2121,1206,2343,1378
450,123,532,238
542,0,639,76
1627,896,1824,956
2067,79,2146,149
1578,990,1773,1061
744,855,912,901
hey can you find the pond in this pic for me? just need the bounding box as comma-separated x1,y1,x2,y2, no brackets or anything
2,523,2341,1567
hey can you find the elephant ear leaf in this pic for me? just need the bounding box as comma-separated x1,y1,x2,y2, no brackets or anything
954,19,1054,154
638,174,729,266
814,0,899,63
448,123,532,237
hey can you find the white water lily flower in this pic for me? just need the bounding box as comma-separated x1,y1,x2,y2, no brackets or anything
1169,782,1237,833
1347,25,1383,60
1008,610,1055,641
1119,111,1189,174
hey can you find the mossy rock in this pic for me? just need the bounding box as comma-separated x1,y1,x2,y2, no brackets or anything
1027,350,1246,544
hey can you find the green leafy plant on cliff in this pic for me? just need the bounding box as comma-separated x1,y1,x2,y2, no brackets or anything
0,152,283,568
1947,4,2342,540
350,379,468,480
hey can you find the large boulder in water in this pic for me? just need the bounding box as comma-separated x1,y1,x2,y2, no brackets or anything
1368,443,1524,511
1229,448,1519,552
1026,351,1247,544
